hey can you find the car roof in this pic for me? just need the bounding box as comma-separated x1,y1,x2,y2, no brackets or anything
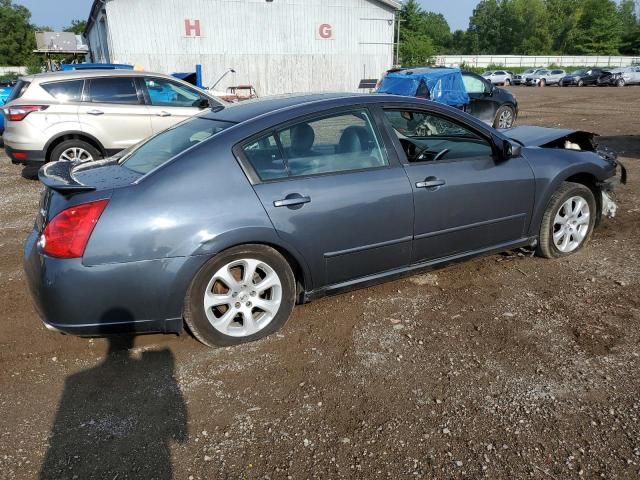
20,69,179,83
202,92,456,124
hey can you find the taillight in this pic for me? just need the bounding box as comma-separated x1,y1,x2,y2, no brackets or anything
41,199,109,258
4,105,48,121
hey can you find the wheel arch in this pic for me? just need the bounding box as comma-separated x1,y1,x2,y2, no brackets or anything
189,230,314,302
44,131,106,162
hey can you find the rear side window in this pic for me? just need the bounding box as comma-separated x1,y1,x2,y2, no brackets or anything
243,135,288,181
41,80,84,102
86,77,139,104
6,80,30,103
121,117,233,174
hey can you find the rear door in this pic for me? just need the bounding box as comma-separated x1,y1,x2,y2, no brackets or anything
379,107,535,263
78,76,152,152
140,76,210,134
462,73,497,125
237,107,414,288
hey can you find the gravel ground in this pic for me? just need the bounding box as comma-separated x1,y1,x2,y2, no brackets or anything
0,86,639,480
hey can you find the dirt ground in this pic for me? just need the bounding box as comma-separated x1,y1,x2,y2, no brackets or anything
0,86,639,480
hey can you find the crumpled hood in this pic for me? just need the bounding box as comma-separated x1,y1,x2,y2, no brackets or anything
499,126,593,147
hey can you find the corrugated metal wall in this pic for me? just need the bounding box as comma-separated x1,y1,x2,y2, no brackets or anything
89,0,396,95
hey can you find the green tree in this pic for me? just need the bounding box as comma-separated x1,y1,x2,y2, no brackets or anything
467,0,502,54
0,0,37,66
568,0,622,54
64,19,87,35
398,0,435,65
421,12,452,51
545,0,583,53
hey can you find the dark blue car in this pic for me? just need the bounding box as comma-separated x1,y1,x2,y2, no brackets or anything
25,93,622,347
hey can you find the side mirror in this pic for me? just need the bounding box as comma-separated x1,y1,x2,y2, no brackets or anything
493,137,522,162
196,97,211,109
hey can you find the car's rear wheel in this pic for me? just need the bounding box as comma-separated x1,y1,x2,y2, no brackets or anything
504,79,511,86
539,78,546,87
577,80,585,87
493,106,515,129
184,245,296,347
536,182,596,259
50,139,100,163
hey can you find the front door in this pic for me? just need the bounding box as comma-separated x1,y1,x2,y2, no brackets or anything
79,76,152,152
380,108,535,264
239,108,414,288
462,73,497,125
140,76,208,134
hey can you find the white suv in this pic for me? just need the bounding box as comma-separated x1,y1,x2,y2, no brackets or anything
3,69,221,172
481,70,512,85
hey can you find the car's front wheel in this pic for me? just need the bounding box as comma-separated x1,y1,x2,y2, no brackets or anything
536,182,596,259
184,245,296,347
493,105,515,129
577,80,585,87
617,78,626,87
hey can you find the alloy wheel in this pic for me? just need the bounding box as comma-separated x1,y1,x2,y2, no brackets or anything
59,147,94,162
203,258,282,337
552,196,590,253
498,109,514,128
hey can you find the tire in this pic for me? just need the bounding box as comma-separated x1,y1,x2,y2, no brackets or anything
49,139,101,163
539,78,546,87
536,182,597,259
617,78,626,87
493,105,515,129
184,244,296,347
20,164,40,180
504,79,511,86
577,80,585,87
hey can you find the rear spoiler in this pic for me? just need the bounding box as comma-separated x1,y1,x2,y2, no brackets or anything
38,161,96,194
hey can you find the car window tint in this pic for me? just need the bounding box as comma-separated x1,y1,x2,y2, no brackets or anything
243,135,288,181
144,77,203,107
462,75,485,93
86,77,139,104
41,80,83,102
384,110,493,162
277,109,387,178
121,117,233,174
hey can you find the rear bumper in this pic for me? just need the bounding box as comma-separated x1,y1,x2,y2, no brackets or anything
23,228,206,336
5,145,46,165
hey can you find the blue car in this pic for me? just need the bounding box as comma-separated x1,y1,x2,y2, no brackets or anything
0,84,14,133
25,93,623,347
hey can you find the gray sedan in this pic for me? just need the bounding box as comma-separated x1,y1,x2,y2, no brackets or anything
25,93,623,347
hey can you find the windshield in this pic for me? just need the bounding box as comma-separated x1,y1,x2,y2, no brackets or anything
571,69,587,75
482,71,493,76
121,116,234,174
523,69,535,74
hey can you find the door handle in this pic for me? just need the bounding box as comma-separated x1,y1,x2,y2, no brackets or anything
87,109,104,116
274,195,311,208
416,177,446,189
156,111,171,117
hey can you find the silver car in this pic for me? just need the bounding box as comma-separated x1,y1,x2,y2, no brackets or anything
529,69,566,86
2,69,221,172
482,70,513,85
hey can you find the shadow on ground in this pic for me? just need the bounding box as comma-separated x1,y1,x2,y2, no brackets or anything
39,335,187,479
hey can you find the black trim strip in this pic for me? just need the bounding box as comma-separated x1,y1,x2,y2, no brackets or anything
324,236,413,258
414,213,527,240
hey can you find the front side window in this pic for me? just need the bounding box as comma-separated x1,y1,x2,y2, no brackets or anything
86,77,139,104
42,80,84,102
121,117,233,174
144,77,204,107
384,110,493,163
278,109,387,178
462,74,487,94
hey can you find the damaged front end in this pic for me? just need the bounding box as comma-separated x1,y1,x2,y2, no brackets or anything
504,126,627,219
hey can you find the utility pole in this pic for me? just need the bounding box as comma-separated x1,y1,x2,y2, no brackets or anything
395,16,403,67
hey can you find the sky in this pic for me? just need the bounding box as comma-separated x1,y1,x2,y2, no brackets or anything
16,0,480,32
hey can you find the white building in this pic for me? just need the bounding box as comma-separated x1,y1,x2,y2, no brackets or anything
85,0,400,95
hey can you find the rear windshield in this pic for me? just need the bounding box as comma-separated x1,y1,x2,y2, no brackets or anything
120,116,234,174
6,80,30,103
